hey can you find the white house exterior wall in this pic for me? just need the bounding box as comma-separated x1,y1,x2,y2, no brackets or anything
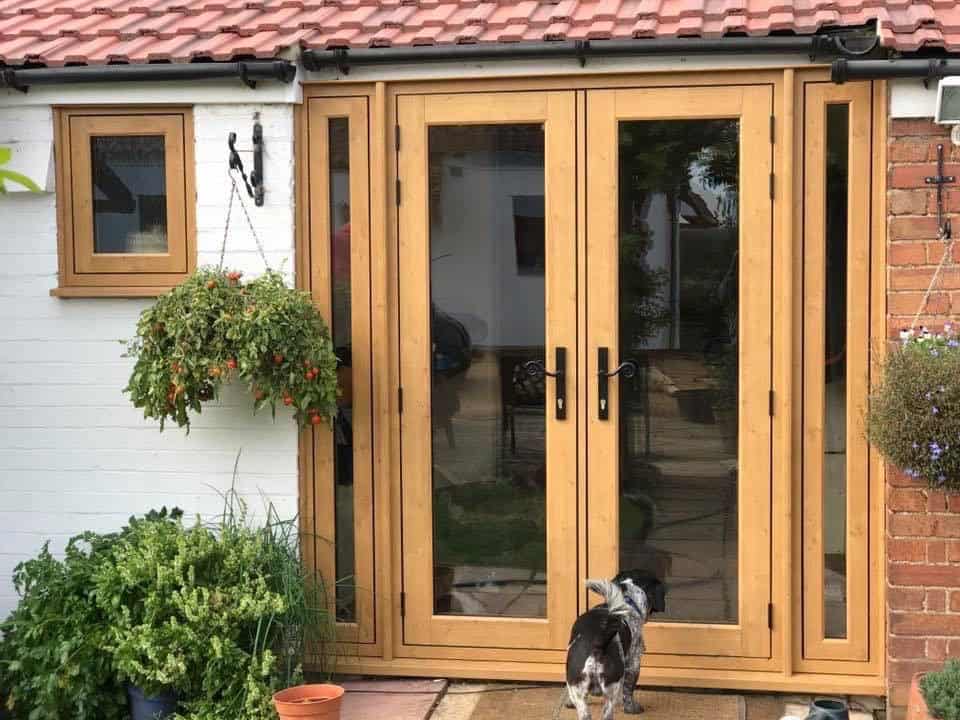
0,99,300,618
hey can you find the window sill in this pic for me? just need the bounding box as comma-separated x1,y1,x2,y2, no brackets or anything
51,286,173,298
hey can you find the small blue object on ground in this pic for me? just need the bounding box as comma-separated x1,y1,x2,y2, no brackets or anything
806,698,849,720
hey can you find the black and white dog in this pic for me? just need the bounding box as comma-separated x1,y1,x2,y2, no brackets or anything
565,571,666,720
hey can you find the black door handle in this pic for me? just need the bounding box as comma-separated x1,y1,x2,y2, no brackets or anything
597,347,638,420
521,346,567,420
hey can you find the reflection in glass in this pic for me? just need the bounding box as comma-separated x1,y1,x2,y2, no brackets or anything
91,135,168,254
429,124,547,618
617,120,741,624
823,105,850,640
329,118,356,623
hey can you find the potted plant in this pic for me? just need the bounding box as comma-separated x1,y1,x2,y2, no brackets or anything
94,489,338,720
123,268,338,431
911,659,960,720
867,325,960,490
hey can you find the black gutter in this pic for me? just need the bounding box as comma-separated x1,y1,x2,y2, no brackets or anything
303,34,865,73
0,60,296,92
833,57,960,84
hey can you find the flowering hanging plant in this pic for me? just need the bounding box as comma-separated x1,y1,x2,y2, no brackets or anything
123,267,338,431
867,324,960,490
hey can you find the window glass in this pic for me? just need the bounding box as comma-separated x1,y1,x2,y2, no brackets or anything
91,135,168,254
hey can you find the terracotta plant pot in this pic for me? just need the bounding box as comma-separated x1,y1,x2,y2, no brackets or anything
907,672,936,720
273,684,345,720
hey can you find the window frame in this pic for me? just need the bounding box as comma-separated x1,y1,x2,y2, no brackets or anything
53,106,196,297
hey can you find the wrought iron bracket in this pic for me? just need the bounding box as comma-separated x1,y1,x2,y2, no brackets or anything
926,143,955,240
226,114,265,206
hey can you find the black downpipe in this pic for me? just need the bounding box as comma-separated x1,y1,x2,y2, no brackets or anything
303,35,843,72
0,60,296,92
833,58,960,83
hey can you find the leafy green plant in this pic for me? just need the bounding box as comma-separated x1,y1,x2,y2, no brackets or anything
123,268,245,429
0,146,42,193
123,268,338,430
0,508,182,720
94,490,334,720
922,658,960,720
233,270,338,428
867,325,960,490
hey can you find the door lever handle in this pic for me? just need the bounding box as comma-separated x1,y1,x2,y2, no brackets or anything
597,347,638,420
521,346,567,420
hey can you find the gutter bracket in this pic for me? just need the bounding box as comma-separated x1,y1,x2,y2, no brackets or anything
1,69,28,93
924,59,947,89
575,40,589,68
238,63,257,89
334,48,350,75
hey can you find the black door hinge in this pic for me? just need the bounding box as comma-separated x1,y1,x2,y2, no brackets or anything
396,178,401,206
768,390,775,417
395,124,401,151
767,602,773,630
400,591,406,617
769,172,775,199
398,387,403,414
770,115,775,144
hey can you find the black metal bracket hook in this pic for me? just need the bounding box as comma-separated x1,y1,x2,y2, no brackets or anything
238,62,256,89
226,114,265,206
926,143,955,240
1,68,27,93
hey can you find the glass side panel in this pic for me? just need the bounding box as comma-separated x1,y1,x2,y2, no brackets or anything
617,119,740,624
823,104,850,640
329,118,356,623
429,124,547,618
91,135,168,254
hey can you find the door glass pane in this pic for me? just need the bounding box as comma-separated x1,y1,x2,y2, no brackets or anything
617,120,740,624
429,124,547,618
823,104,849,640
329,117,356,623
91,135,168,253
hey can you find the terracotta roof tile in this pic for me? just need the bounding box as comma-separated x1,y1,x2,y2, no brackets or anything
3,1,960,68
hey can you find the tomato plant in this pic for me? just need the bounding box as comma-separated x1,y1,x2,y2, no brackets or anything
123,268,338,431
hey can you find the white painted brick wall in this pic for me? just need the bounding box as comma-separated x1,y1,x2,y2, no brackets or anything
0,102,300,618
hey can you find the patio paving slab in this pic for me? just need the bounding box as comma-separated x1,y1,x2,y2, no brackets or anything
340,679,447,720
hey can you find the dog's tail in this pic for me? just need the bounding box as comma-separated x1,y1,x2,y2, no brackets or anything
585,578,630,617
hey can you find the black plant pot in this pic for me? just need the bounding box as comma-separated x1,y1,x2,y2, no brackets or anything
127,685,177,720
805,698,849,720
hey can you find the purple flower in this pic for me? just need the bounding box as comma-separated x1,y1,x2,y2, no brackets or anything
938,474,947,484
933,407,940,414
950,340,959,348
931,349,940,357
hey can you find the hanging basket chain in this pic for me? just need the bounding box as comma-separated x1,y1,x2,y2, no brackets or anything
218,177,236,271
219,169,271,272
911,226,956,332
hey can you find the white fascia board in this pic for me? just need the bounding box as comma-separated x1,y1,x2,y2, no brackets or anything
302,52,821,83
0,68,304,107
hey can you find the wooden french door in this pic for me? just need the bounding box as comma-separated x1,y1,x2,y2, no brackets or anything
584,86,774,659
397,85,774,659
397,91,579,650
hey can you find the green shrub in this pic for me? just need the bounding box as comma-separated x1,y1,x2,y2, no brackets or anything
123,268,338,431
867,326,960,491
94,491,333,720
0,508,181,720
1,497,333,720
922,658,960,720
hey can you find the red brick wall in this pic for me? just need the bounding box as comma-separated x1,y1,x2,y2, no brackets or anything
887,118,960,719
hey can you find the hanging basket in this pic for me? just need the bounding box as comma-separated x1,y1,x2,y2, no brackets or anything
122,268,338,431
